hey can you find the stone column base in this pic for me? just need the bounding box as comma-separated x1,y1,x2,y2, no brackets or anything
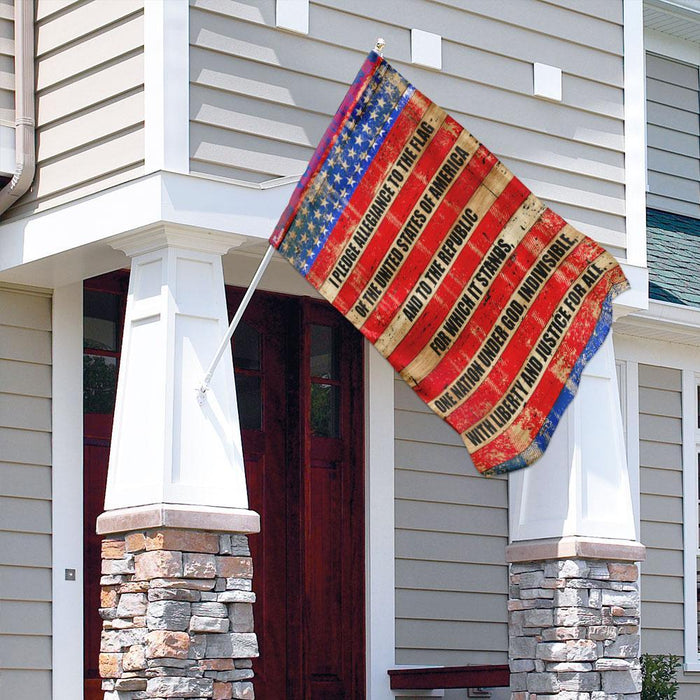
507,539,645,700
98,527,258,699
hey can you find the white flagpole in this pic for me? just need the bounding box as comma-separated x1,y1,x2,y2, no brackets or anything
197,244,275,403
198,38,386,404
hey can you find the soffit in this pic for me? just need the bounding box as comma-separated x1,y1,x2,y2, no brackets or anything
645,0,700,44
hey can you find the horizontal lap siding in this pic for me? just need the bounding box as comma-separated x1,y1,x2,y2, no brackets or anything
394,378,509,666
189,0,627,256
646,53,700,218
0,287,52,698
0,0,13,128
6,0,145,220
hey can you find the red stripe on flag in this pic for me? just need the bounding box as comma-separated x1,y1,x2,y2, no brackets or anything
446,248,616,433
306,93,433,288
386,176,531,372
467,270,625,470
359,145,497,342
413,210,569,400
329,120,461,315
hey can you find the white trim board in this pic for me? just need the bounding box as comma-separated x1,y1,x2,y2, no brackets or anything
365,343,396,699
0,169,648,313
624,0,648,268
144,0,189,174
618,358,641,538
615,300,700,347
614,327,700,367
627,361,641,539
51,283,84,699
0,172,297,287
645,27,700,65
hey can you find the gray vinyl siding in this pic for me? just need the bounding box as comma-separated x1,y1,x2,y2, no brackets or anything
189,0,627,258
637,364,700,699
6,0,145,220
646,53,700,218
0,0,13,127
394,378,509,666
0,287,52,697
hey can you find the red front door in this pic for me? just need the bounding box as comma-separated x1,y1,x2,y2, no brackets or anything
83,278,365,699
229,289,366,699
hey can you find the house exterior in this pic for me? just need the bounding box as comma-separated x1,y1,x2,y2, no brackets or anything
0,0,698,698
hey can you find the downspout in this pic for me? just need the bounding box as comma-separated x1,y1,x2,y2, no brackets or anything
0,0,35,215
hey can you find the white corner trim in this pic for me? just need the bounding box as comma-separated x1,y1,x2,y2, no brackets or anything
365,343,396,700
624,0,648,269
51,283,84,700
144,0,189,174
682,368,700,666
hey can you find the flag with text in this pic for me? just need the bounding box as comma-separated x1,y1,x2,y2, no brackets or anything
270,51,629,475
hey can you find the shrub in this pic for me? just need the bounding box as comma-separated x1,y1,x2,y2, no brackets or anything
641,653,681,700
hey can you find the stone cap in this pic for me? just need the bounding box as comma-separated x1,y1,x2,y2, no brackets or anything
506,536,646,564
97,503,260,535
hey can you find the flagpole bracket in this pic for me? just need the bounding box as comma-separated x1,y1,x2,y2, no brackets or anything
374,37,386,56
196,381,210,406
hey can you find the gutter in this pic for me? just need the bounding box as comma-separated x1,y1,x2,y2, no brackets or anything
0,0,35,215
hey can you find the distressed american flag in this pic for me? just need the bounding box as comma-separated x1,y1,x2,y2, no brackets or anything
270,51,629,475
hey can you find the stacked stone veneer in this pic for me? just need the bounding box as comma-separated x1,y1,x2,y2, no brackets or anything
99,529,257,699
509,558,641,699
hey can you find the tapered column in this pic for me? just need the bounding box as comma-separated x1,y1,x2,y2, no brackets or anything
99,227,255,519
96,226,260,699
507,335,644,699
509,335,635,543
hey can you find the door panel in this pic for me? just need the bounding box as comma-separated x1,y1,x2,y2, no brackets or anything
231,291,365,699
301,300,365,700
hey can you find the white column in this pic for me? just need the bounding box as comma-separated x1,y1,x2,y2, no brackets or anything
51,283,84,700
101,227,253,520
509,334,638,547
365,344,396,700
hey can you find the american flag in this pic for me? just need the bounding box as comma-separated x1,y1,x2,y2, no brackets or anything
270,51,629,475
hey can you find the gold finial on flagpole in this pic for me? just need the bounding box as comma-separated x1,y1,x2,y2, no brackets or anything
374,37,386,56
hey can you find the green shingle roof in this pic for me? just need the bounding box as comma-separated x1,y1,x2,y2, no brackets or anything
646,208,700,309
